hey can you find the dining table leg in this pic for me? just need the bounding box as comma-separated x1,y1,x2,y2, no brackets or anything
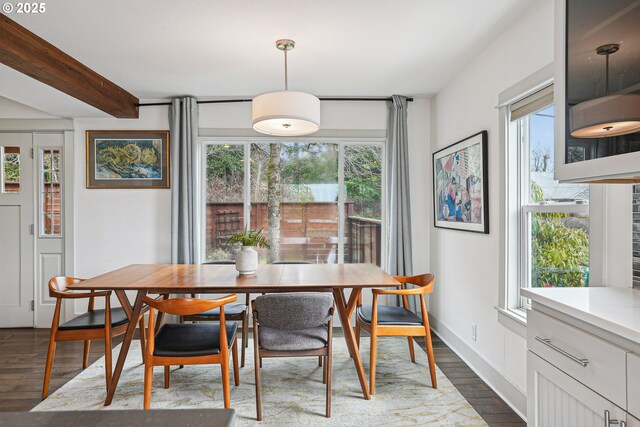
104,290,146,406
332,288,371,400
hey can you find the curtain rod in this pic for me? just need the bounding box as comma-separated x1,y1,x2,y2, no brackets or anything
138,96,414,107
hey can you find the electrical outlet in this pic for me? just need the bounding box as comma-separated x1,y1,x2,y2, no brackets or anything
471,323,477,342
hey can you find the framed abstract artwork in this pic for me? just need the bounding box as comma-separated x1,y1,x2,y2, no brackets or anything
86,130,170,189
432,130,489,233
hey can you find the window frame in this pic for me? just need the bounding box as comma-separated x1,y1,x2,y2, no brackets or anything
497,64,601,336
198,137,387,266
515,110,589,310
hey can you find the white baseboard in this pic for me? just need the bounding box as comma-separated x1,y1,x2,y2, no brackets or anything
429,315,527,422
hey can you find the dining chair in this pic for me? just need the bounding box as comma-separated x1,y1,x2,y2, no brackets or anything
142,294,240,410
269,261,326,366
252,292,334,420
42,276,146,399
355,273,437,394
183,261,249,367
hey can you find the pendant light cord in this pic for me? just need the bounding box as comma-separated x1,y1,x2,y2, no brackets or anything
604,53,609,96
284,47,289,91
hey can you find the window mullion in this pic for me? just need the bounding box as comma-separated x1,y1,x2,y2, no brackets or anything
337,143,345,264
244,142,251,230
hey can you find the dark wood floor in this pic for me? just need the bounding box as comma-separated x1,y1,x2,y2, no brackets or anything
0,328,524,426
420,333,526,427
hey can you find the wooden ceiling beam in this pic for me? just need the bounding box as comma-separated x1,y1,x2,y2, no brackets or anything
0,14,139,118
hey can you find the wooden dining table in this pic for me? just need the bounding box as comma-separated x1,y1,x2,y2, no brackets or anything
68,263,400,405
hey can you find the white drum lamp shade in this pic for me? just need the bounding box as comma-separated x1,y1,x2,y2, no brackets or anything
252,90,320,136
570,94,640,138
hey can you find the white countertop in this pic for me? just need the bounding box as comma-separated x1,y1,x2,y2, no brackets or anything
521,287,640,344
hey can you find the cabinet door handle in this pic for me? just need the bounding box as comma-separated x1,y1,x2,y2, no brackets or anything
535,336,589,367
604,410,624,426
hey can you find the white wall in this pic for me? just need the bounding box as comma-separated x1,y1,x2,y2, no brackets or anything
429,0,555,417
72,107,172,280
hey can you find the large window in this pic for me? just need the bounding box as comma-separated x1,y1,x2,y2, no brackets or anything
203,141,383,265
507,85,590,314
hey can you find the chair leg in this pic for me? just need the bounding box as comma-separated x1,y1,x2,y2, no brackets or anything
164,366,170,389
138,317,146,362
425,327,437,389
407,336,416,363
82,340,91,369
241,314,247,368
143,364,153,409
322,355,327,384
104,333,113,390
41,338,56,399
220,362,231,408
253,327,262,421
318,355,323,367
232,339,240,386
369,332,378,395
355,321,361,348
326,352,332,418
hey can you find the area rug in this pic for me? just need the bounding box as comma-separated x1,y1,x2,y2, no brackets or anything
33,336,487,426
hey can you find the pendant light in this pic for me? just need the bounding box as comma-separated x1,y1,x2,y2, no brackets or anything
570,43,640,138
252,39,320,136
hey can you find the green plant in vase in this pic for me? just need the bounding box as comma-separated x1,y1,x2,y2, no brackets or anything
226,228,269,275
226,228,270,248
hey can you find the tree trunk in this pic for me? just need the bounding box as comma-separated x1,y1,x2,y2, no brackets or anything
267,143,282,262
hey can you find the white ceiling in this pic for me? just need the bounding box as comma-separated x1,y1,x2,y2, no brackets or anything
2,0,537,118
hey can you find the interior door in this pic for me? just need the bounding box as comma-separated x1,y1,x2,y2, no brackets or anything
0,133,34,327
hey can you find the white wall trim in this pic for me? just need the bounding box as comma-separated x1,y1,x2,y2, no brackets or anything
62,130,75,323
430,315,527,422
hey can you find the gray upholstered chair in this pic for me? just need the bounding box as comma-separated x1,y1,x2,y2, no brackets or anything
252,292,334,420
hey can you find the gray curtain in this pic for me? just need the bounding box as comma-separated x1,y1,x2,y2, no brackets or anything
170,97,200,264
386,95,415,308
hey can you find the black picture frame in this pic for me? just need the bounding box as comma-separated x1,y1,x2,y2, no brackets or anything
432,130,489,234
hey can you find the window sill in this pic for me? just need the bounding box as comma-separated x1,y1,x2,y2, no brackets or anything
495,306,527,339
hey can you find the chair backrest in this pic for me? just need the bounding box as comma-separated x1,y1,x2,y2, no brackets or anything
142,294,237,316
48,276,84,297
396,273,435,294
254,292,333,330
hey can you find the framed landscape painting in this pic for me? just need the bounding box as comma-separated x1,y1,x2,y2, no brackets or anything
433,130,488,233
86,130,170,189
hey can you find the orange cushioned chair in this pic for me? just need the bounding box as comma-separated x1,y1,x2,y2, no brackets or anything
42,276,146,399
355,273,437,394
142,294,240,410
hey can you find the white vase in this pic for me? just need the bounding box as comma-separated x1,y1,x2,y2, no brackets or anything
235,246,258,275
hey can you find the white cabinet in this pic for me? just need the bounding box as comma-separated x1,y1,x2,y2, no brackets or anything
553,0,640,183
528,309,627,407
628,415,640,427
528,351,627,427
629,353,640,419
